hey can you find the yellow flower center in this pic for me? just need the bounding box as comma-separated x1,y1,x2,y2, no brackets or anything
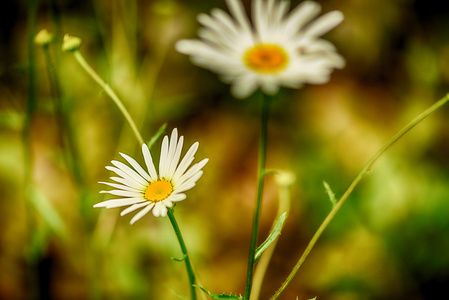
244,44,289,74
144,180,173,202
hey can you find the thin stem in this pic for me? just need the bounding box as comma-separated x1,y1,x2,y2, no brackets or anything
41,44,88,216
72,50,144,145
167,208,197,300
270,93,449,300
244,94,271,300
250,172,293,300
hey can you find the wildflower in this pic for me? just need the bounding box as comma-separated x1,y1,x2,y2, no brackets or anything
176,0,345,99
94,128,208,224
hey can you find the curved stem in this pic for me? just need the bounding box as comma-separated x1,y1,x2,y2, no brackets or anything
167,208,197,300
270,93,449,300
244,94,271,300
72,50,144,145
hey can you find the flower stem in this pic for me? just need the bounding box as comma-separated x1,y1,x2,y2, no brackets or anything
270,93,449,300
40,43,89,217
250,172,293,300
244,93,271,300
72,50,144,145
167,208,197,300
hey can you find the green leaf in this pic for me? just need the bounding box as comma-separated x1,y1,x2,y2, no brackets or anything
196,286,243,300
171,254,187,262
254,212,287,262
147,123,167,149
323,180,337,206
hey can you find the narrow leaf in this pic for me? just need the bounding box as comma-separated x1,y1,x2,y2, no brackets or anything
254,212,287,262
196,286,243,300
171,254,187,262
323,180,337,206
147,123,167,149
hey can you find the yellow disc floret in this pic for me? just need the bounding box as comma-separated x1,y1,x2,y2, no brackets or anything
244,44,289,74
145,180,173,202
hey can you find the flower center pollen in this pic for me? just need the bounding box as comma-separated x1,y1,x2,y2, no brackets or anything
144,180,173,202
244,44,289,74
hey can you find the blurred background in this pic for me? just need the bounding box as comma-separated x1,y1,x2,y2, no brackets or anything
1,0,449,299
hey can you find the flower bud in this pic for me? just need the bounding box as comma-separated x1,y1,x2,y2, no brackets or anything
62,34,82,52
35,29,53,46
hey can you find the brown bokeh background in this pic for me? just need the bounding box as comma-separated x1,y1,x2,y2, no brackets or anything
1,0,449,299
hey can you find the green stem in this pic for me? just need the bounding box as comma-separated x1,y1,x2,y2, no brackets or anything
250,172,293,300
244,94,271,300
41,44,88,216
270,93,449,300
72,50,144,145
167,208,197,300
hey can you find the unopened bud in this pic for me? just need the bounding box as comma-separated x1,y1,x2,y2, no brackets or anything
35,29,53,46
62,34,82,52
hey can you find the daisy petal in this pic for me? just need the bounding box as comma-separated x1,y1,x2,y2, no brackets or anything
159,135,169,178
100,189,143,198
110,176,145,190
142,144,158,180
172,142,199,182
94,198,144,208
303,10,344,38
121,202,152,216
130,204,154,224
119,152,152,182
99,181,142,193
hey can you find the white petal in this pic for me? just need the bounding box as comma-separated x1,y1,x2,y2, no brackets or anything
167,129,183,178
142,144,158,180
93,198,144,208
110,160,148,186
110,176,145,190
302,11,344,38
99,181,143,193
162,199,174,208
119,152,152,182
172,142,199,183
231,79,258,99
211,8,240,36
159,135,169,178
261,80,280,95
226,0,252,34
152,202,168,218
284,1,321,34
167,193,187,202
100,189,143,198
121,202,152,216
176,158,208,187
197,12,239,46
176,171,204,194
130,204,154,224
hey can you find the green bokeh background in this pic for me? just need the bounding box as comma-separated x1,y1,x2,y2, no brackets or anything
1,0,449,299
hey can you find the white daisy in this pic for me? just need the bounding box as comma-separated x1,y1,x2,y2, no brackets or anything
94,128,208,224
176,0,345,99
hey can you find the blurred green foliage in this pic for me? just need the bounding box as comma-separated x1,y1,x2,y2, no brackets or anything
1,0,449,299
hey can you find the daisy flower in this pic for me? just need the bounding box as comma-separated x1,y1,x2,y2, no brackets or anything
176,0,345,99
94,128,208,224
